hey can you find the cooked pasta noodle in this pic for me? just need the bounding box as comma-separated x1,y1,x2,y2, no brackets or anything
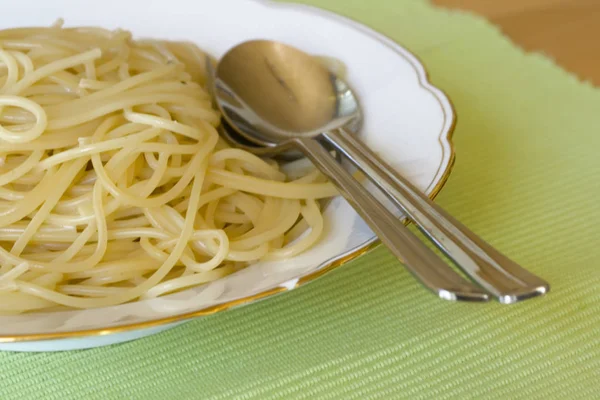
0,21,337,313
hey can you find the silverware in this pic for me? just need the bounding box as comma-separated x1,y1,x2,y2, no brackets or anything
210,40,549,303
207,45,488,302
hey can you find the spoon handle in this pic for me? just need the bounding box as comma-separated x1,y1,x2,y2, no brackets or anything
321,129,549,303
294,137,489,302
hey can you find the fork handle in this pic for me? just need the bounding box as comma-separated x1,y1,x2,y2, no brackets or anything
321,128,549,303
294,137,489,302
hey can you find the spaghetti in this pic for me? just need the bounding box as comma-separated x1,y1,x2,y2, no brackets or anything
0,22,336,313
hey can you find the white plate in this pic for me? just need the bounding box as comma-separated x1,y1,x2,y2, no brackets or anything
0,0,455,351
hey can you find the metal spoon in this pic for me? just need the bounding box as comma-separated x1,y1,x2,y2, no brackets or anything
213,40,549,303
210,42,489,302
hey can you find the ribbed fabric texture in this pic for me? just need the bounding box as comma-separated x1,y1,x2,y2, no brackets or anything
2,1,599,398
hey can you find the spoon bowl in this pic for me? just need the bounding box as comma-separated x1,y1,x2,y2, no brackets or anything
215,40,361,146
208,51,360,161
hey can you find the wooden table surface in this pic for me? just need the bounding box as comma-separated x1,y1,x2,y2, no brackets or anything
433,0,600,85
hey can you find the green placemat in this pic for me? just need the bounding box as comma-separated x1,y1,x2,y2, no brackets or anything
3,1,599,399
